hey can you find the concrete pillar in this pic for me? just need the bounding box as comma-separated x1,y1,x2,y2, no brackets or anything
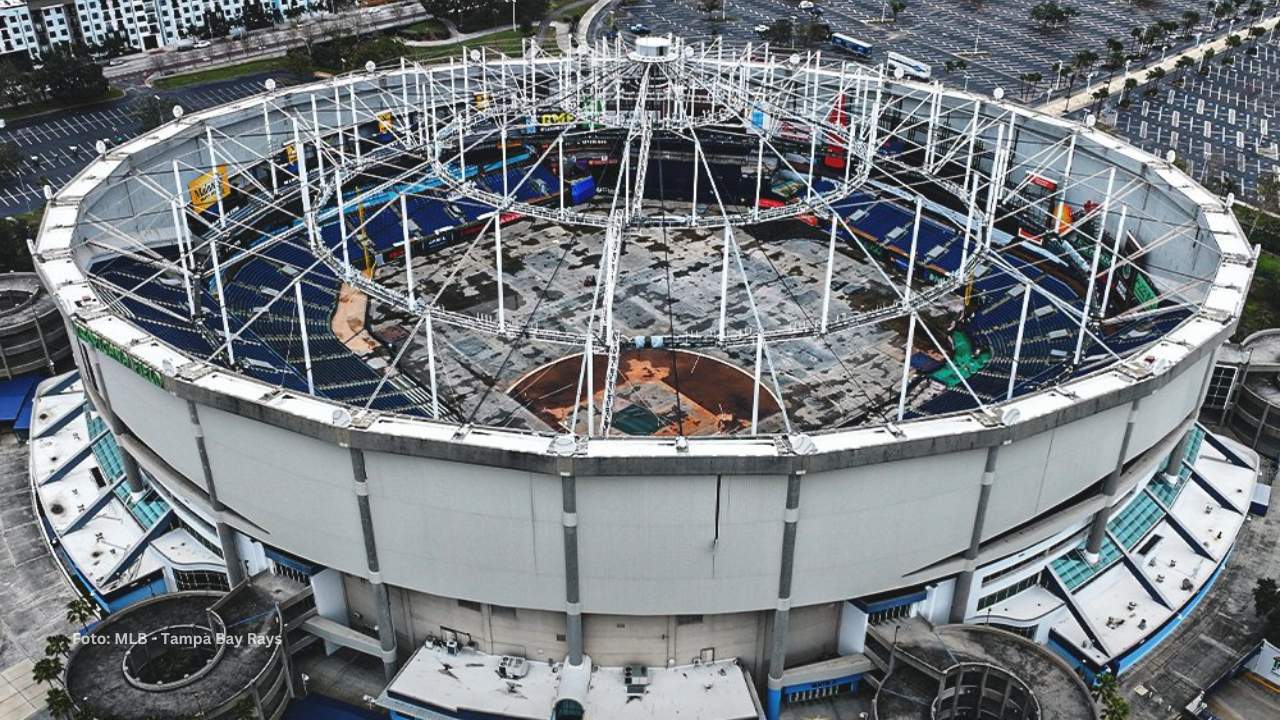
187,401,246,587
1162,429,1194,482
765,467,805,720
349,448,399,681
558,456,584,667
948,445,1001,623
1085,397,1141,560
88,353,145,495
1252,403,1270,450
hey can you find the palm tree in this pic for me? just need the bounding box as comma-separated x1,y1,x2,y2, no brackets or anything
1121,77,1138,105
31,657,64,687
1020,71,1043,100
44,688,76,720
64,598,97,631
45,634,71,658
1182,10,1201,33
890,0,907,22
1175,55,1196,82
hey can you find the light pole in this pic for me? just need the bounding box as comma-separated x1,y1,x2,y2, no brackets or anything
509,0,517,28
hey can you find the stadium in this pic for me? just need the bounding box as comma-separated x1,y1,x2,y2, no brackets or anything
30,34,1262,719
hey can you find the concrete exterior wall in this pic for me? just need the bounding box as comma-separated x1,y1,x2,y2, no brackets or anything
89,343,1207,616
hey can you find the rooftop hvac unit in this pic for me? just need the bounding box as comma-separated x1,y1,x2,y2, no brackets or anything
624,664,649,697
499,656,529,680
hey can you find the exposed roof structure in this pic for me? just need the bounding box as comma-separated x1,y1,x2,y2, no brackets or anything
34,36,1252,462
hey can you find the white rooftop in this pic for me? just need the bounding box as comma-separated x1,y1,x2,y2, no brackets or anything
381,645,760,720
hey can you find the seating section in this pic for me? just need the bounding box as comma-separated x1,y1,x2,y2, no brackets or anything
831,195,1192,416
89,158,574,418
88,154,1188,424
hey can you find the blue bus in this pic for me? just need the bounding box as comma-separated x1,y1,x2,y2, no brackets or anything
831,33,873,60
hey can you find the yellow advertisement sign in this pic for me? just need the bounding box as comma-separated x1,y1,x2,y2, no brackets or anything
188,166,229,214
377,111,394,134
474,92,490,110
284,143,297,164
538,111,575,126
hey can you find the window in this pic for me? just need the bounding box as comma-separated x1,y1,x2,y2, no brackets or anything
457,599,481,612
174,569,230,592
272,561,309,586
977,572,1042,611
676,615,703,626
868,604,912,625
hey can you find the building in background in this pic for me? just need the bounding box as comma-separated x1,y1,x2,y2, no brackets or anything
0,0,319,59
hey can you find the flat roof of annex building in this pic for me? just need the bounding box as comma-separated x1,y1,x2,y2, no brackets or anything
32,49,1255,474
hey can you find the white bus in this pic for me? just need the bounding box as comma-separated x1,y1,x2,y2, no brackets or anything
886,52,931,81
830,33,874,60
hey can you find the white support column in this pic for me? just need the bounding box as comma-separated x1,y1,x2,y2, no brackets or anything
1057,133,1077,227
295,281,314,395
558,135,566,217
820,213,838,333
401,193,415,309
585,334,594,435
292,119,315,251
333,83,345,161
753,134,765,220
1006,283,1032,401
168,199,196,316
425,310,440,419
751,332,763,434
500,123,509,199
209,230,235,365
349,85,361,164
205,126,226,226
896,199,924,423
336,169,351,274
170,161,196,316
1073,168,1116,365
805,125,817,202
310,93,325,179
982,125,1006,252
842,104,856,187
691,143,700,224
924,84,941,171
400,57,410,120
262,100,278,193
958,101,981,277
718,226,731,341
896,314,917,423
494,210,506,333
1099,207,1129,320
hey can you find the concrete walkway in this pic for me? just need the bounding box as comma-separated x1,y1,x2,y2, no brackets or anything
1038,14,1280,116
400,22,518,48
0,434,76,720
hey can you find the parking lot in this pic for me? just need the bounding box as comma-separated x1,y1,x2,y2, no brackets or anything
1102,26,1280,201
609,0,1250,96
0,74,292,216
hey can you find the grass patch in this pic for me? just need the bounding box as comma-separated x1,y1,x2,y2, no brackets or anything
1238,251,1280,341
401,18,451,40
1234,204,1280,257
406,29,527,62
1,87,124,122
153,57,293,89
1234,205,1280,341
